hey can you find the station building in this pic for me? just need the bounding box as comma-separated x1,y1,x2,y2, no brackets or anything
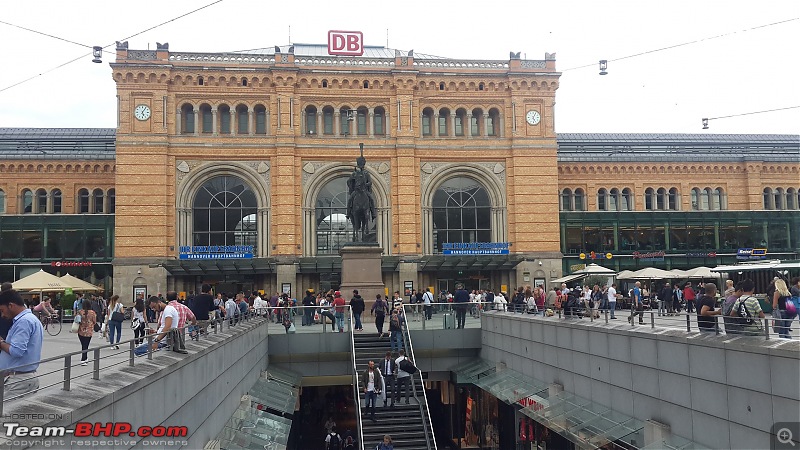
0,42,798,299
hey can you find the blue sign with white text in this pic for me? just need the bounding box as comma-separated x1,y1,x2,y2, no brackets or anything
179,245,254,260
442,242,510,255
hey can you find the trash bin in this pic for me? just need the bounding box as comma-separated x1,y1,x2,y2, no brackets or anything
443,312,454,329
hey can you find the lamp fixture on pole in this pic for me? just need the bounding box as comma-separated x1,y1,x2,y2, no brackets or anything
702,118,709,130
598,60,608,75
92,46,103,63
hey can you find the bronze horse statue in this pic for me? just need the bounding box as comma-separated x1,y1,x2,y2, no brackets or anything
346,146,377,242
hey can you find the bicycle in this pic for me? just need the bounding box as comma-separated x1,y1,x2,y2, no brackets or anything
39,311,62,336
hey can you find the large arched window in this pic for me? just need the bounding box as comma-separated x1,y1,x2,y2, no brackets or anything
356,107,368,135
438,108,450,136
323,106,334,135
609,188,619,211
432,177,491,253
106,189,115,214
374,106,385,135
645,188,655,211
0,189,5,214
254,105,267,135
218,104,231,134
713,188,725,210
668,188,679,210
236,105,249,134
691,188,701,210
36,188,47,214
455,108,467,136
471,108,483,136
181,104,195,134
775,188,785,210
315,177,352,255
488,108,500,136
787,188,798,210
305,105,317,135
93,189,104,213
340,107,353,135
200,104,213,134
193,176,257,252
51,189,62,213
656,188,667,210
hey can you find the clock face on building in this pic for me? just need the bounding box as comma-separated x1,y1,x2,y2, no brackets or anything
526,110,541,125
134,104,151,121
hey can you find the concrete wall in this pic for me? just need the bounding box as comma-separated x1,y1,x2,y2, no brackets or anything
0,318,269,450
479,311,800,450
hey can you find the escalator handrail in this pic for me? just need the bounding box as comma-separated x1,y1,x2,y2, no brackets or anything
401,305,437,450
349,305,365,450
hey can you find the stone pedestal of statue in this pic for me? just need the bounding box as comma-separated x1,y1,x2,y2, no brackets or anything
339,243,385,311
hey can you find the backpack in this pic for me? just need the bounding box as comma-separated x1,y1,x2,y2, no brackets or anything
343,435,355,450
390,313,400,330
730,296,754,326
328,432,340,449
398,358,418,374
374,300,386,315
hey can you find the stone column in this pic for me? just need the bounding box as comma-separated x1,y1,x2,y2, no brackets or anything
276,263,298,298
449,113,456,137
211,108,218,135
176,110,182,134
498,114,505,137
368,108,375,137
484,115,490,137
230,109,236,136
317,111,323,135
334,111,341,137
433,113,439,137
466,113,473,138
193,110,199,136
384,112,390,137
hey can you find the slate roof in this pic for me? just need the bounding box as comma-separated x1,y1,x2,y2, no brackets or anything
232,43,446,59
0,128,116,160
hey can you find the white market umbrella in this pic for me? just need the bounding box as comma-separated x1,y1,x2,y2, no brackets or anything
60,273,103,292
616,270,635,280
12,270,71,292
678,266,723,279
572,263,616,275
617,267,676,280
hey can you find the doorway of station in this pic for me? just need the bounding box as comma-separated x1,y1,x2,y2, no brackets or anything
436,273,490,295
202,275,255,297
289,384,356,449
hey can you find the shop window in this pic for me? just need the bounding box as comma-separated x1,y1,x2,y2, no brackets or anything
374,107,385,135
432,177,491,254
236,105,249,134
200,104,213,134
36,188,47,214
93,189,104,213
193,176,258,253
305,105,317,135
254,105,267,135
181,104,195,134
323,106,334,134
22,189,33,214
218,104,231,134
52,189,62,213
78,189,90,213
107,189,115,214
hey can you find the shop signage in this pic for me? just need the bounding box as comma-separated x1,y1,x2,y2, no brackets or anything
632,251,665,262
686,251,717,258
517,394,549,411
328,30,364,56
570,264,586,272
51,261,92,267
442,242,509,255
179,245,254,260
737,248,767,260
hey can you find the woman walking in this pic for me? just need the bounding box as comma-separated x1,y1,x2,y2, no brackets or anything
772,278,795,339
377,435,394,450
132,297,147,345
106,295,125,349
77,299,97,366
371,294,389,338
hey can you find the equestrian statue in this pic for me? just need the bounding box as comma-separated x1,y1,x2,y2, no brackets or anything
346,143,377,242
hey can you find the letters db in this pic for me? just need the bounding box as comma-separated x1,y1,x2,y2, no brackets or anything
328,30,364,56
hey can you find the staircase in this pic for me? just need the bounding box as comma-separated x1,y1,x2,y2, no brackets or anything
353,331,434,450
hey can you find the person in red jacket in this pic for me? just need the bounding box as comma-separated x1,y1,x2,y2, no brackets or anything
683,282,696,313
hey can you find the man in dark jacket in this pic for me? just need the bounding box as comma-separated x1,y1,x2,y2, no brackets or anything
453,284,470,329
302,290,316,326
350,290,365,331
190,284,215,333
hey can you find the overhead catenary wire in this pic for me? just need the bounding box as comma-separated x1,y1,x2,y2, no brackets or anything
0,0,224,95
705,105,800,122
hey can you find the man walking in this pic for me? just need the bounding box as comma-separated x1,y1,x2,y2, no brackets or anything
350,290,365,331
422,288,434,320
607,284,618,319
683,282,696,313
629,281,644,324
333,291,347,332
361,360,383,423
394,349,412,405
190,283,215,334
302,290,316,326
389,308,404,353
0,288,43,398
453,284,470,329
381,351,396,407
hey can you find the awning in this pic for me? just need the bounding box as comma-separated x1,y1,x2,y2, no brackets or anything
162,258,277,276
473,369,549,406
418,254,524,272
550,274,586,284
772,260,800,270
449,358,496,384
711,260,782,272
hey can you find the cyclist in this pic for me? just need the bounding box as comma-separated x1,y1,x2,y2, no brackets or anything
33,297,58,322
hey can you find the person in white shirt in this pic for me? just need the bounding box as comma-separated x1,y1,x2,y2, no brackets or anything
253,294,268,313
607,284,618,319
493,292,507,311
422,288,434,320
361,361,383,422
148,296,187,354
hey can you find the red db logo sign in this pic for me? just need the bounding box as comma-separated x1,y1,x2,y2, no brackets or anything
328,30,364,56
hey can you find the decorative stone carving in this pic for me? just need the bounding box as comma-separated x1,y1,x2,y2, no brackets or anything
176,160,190,173
302,161,391,188
302,162,316,174
421,162,434,174
176,161,271,191
280,54,289,63
521,60,547,69
545,52,556,60
128,50,157,60
378,162,390,174
420,161,506,192
493,163,505,174
257,161,270,173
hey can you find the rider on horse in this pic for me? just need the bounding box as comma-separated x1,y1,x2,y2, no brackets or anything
346,155,377,224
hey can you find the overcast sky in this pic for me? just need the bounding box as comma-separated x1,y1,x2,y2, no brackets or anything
1,0,798,135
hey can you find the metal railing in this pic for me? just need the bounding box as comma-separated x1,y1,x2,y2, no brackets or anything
401,305,437,450
348,306,365,450
0,308,268,415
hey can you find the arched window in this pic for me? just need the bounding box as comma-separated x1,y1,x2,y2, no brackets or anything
597,188,608,211
775,188,785,210
645,188,655,211
356,107,368,135
668,188,679,210
574,188,585,211
200,104,213,134
78,188,89,213
181,104,195,134
713,188,725,210
422,108,434,136
193,176,257,252
621,188,633,211
691,188,700,210
0,189,5,214
374,107,385,135
609,188,619,211
438,108,450,136
218,104,231,134
22,189,33,214
315,177,353,255
323,106,334,135
787,188,798,210
488,108,500,136
471,108,483,136
254,105,267,135
107,189,115,214
51,189,62,213
561,189,573,211
656,188,667,210
236,105,248,134
454,108,467,136
432,177,491,253
701,188,711,210
340,107,353,135
763,188,773,209
93,189,104,213
36,188,47,214
305,106,317,135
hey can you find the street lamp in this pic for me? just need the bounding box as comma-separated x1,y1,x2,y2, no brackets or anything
92,46,103,63
599,60,608,75
702,118,709,130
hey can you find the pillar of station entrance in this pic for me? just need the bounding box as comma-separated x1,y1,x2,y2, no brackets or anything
276,262,298,297
339,243,385,310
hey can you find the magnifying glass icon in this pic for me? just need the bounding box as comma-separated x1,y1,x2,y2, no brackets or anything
778,428,796,447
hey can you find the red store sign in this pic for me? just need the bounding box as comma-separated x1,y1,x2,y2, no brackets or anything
51,261,93,267
328,30,364,56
